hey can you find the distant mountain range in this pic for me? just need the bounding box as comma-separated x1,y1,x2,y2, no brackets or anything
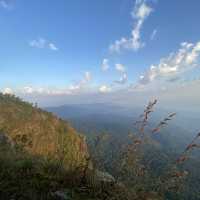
0,95,199,199
46,103,200,200
45,103,195,152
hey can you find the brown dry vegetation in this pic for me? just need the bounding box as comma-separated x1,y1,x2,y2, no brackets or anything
0,93,89,172
0,94,199,200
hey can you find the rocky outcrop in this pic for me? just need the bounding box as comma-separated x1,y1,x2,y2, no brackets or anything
0,132,15,150
52,190,72,200
94,170,115,183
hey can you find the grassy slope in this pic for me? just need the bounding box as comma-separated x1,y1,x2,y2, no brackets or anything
0,93,89,172
0,94,164,200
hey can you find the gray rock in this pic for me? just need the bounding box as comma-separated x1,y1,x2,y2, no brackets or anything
53,190,72,200
0,132,15,148
95,170,115,183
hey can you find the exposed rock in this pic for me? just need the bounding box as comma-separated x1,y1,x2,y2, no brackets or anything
53,190,72,200
95,170,115,183
0,132,15,149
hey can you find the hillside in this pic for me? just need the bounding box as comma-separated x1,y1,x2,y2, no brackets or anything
0,93,94,199
1,94,199,200
0,93,89,171
0,94,144,200
46,103,200,200
0,94,164,200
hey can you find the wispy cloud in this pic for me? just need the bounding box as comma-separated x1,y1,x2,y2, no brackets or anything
115,73,128,84
99,85,111,93
3,71,92,96
150,29,157,40
109,0,154,53
0,0,10,9
23,86,34,94
49,43,58,51
101,58,110,71
68,71,92,93
138,41,200,86
115,63,128,84
19,86,72,96
115,63,126,72
3,87,13,94
84,71,92,82
29,38,58,51
22,86,74,96
29,38,46,49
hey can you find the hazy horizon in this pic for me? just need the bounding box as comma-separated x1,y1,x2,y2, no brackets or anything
1,0,200,111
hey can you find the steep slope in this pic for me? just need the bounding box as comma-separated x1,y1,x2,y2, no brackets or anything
0,93,89,172
0,94,165,199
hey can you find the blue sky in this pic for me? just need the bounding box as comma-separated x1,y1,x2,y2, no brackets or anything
0,0,200,105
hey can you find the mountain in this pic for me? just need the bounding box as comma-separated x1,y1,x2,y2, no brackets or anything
46,103,135,119
46,103,200,200
3,99,197,200
45,103,192,151
0,94,143,200
0,93,89,171
0,93,95,199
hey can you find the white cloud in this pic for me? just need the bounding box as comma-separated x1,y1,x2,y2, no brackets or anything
68,85,81,92
84,71,92,82
115,73,128,84
29,38,58,51
18,86,71,96
110,0,154,53
185,42,200,64
29,38,46,49
23,86,34,94
10,71,93,96
99,85,111,93
150,29,157,40
115,63,126,72
101,59,109,71
115,63,127,84
138,41,200,86
49,43,58,51
3,87,13,95
133,0,152,19
22,86,54,95
68,71,92,93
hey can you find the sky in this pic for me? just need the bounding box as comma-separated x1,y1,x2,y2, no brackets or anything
0,0,200,107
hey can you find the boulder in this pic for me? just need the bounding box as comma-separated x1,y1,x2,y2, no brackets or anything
95,170,115,183
53,190,72,200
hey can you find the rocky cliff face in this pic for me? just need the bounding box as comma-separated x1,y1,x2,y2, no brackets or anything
0,93,89,172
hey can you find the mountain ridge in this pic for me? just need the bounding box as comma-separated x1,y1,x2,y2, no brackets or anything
0,93,89,172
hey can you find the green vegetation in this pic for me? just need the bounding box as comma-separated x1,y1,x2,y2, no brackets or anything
0,93,90,199
87,100,200,200
0,94,199,199
0,93,142,200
